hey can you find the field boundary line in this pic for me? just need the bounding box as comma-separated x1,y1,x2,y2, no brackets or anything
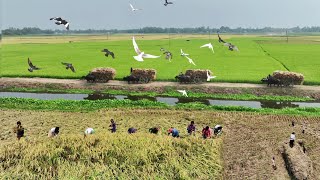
255,41,290,71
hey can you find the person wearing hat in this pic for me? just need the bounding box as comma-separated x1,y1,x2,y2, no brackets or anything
213,124,223,135
48,127,60,138
84,127,95,138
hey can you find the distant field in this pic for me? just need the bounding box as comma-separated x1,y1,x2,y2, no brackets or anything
1,34,320,84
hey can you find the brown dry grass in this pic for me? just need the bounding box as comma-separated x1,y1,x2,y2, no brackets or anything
1,109,319,179
2,34,259,45
223,113,320,179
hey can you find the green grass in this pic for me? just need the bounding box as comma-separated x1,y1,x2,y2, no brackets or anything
1,97,320,116
257,39,320,85
1,37,286,83
1,87,315,102
2,36,320,84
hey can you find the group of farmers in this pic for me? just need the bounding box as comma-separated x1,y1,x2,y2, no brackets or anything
13,119,223,140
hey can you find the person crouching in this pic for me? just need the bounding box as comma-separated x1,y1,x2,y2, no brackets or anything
48,127,60,138
202,126,212,139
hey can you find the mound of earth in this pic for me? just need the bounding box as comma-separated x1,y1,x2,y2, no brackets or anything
280,142,313,180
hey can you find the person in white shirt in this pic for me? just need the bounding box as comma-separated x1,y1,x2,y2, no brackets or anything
48,127,60,138
289,132,295,148
84,128,95,138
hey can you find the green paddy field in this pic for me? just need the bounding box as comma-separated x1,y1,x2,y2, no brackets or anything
1,34,320,84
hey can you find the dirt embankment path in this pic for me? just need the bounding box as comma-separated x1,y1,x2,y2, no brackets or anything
1,77,320,99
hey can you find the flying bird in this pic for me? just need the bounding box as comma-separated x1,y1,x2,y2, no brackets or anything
164,0,173,6
180,49,196,65
224,42,239,51
27,58,40,72
132,36,160,62
50,17,63,21
130,4,142,11
101,49,115,59
164,51,173,61
50,17,69,30
61,62,75,73
185,56,196,66
177,90,188,97
218,33,239,51
160,48,173,61
207,71,217,81
180,49,189,56
200,43,214,53
217,33,226,43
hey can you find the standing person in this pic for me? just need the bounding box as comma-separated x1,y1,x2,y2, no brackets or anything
202,126,212,139
187,121,196,135
168,127,179,138
84,128,95,138
289,132,295,148
272,157,277,170
109,119,117,133
13,121,25,140
48,127,60,138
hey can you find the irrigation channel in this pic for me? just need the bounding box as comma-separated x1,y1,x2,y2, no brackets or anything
1,92,320,109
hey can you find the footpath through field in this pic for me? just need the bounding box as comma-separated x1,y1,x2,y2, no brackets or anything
1,77,320,92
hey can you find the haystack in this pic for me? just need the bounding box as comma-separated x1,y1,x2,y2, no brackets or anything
90,67,116,83
131,68,156,80
185,69,213,82
280,142,313,179
273,71,304,85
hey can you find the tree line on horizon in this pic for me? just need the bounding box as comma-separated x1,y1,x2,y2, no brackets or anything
2,26,320,36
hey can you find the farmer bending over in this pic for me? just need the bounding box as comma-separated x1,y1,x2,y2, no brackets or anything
202,126,212,139
187,121,196,135
48,127,60,138
168,127,179,138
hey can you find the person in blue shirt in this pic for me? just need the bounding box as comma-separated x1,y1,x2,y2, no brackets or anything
168,127,179,138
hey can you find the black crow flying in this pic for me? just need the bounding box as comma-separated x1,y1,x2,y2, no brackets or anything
164,0,173,6
28,58,40,72
218,33,226,43
50,17,70,30
101,49,115,59
61,62,76,72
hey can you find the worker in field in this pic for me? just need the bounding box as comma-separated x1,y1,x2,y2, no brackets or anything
48,127,60,138
213,124,223,135
149,127,160,134
84,127,95,138
187,121,196,135
13,121,25,140
128,127,137,134
109,119,117,133
202,126,212,139
168,127,179,138
289,132,295,148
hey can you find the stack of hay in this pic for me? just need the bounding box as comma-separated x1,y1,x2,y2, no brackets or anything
273,71,304,85
185,69,213,82
131,68,157,80
90,67,116,83
280,142,313,179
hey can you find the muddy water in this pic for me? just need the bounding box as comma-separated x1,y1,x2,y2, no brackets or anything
1,92,320,109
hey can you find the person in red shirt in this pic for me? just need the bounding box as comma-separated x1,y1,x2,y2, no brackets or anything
202,126,212,139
